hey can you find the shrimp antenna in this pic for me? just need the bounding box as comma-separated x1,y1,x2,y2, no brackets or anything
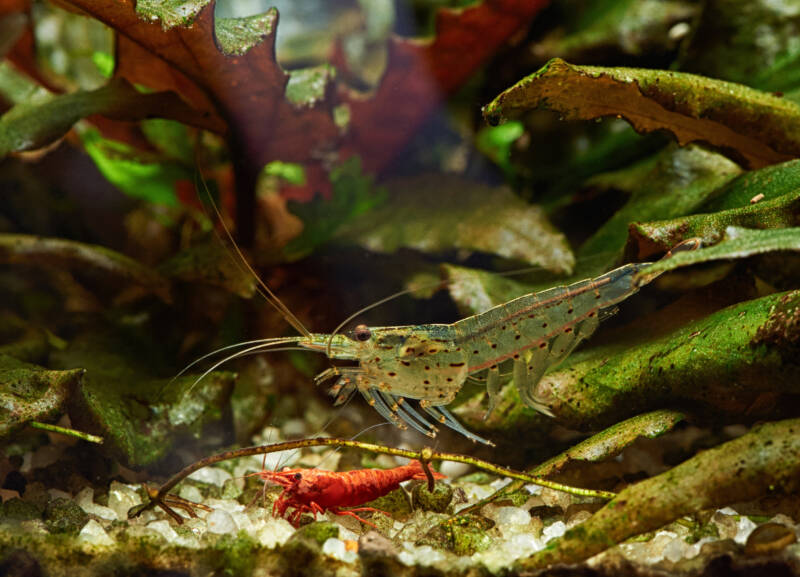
193,166,312,338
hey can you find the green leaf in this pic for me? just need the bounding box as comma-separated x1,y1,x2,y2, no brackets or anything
475,122,524,180
533,0,696,62
678,0,800,96
0,78,220,159
628,187,800,259
263,161,306,186
701,158,800,212
82,129,191,206
634,227,800,279
283,156,387,260
578,145,741,273
484,58,800,168
338,173,575,273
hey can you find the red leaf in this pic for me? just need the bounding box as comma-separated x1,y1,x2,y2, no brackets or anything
341,0,549,172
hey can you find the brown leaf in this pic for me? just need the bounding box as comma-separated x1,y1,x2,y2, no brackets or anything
485,58,800,169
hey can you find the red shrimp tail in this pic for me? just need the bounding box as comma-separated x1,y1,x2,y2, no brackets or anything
406,460,446,481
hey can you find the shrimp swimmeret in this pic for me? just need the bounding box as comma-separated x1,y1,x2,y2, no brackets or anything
193,238,701,447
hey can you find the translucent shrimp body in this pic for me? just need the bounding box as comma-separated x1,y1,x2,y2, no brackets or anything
300,241,699,446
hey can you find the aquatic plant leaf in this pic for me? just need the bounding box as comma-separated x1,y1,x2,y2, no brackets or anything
158,239,257,299
678,0,800,97
442,264,538,316
50,329,235,466
484,58,800,168
0,234,172,303
701,158,800,213
283,157,388,261
531,409,685,477
536,290,800,428
578,145,741,273
0,354,83,439
338,174,575,273
81,129,192,206
628,189,800,259
0,77,219,159
60,0,546,221
477,409,685,503
517,417,800,570
339,0,550,173
531,0,695,64
635,227,800,279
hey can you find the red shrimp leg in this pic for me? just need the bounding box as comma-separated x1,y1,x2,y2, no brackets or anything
330,506,392,529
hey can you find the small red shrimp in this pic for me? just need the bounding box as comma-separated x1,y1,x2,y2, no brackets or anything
258,460,446,528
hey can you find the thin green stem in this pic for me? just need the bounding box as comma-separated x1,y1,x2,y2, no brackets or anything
29,421,104,444
133,437,616,521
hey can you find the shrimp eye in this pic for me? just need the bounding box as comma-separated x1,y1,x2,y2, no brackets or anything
294,473,302,481
353,324,372,342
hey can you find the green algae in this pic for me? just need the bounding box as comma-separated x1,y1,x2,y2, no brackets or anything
484,58,800,168
516,418,800,570
412,481,454,513
43,498,89,535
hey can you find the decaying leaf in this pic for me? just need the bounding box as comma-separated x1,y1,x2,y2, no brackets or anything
484,58,800,168
516,417,800,570
0,234,172,303
0,353,83,439
158,238,258,299
338,174,575,273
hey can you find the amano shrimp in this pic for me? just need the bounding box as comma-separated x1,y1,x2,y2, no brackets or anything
193,238,700,446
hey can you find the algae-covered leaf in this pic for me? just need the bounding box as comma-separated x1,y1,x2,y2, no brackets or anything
700,158,800,213
628,189,800,260
578,145,741,273
0,234,172,303
534,290,800,428
338,175,575,273
159,239,257,299
484,58,800,168
635,227,800,279
50,329,234,466
531,409,685,477
0,354,83,439
517,418,800,570
0,77,219,159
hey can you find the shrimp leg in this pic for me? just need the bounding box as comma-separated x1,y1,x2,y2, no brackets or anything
376,391,439,438
421,403,495,446
483,366,501,420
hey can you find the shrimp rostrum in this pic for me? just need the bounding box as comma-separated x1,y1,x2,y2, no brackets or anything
197,239,700,446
